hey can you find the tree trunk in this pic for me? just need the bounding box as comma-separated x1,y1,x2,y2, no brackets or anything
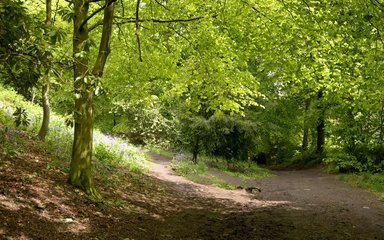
316,90,325,154
346,108,356,152
380,100,384,143
68,0,116,199
69,90,98,197
37,0,52,141
301,97,311,151
191,136,200,164
68,0,94,197
38,79,50,140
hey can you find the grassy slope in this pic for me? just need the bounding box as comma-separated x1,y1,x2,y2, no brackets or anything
0,85,149,175
339,173,384,201
0,85,194,239
163,149,273,189
0,126,201,239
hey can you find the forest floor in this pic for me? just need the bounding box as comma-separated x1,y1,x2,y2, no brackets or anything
1,132,384,239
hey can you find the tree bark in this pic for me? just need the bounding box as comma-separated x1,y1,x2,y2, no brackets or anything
316,90,325,154
191,136,200,164
38,77,50,140
92,0,115,76
301,97,311,151
68,0,115,199
380,100,384,143
346,108,356,152
37,0,52,141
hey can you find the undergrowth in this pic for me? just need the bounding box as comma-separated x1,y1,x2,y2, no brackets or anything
207,158,272,179
169,152,271,189
339,173,384,201
0,85,149,182
147,146,175,159
170,159,237,189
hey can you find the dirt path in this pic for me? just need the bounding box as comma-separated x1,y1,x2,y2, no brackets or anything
2,135,384,240
148,152,384,240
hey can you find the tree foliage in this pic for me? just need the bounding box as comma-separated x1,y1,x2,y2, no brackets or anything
3,0,384,196
0,0,43,98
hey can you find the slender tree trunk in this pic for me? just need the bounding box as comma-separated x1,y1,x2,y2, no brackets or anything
380,100,384,143
38,0,52,141
316,90,325,154
68,0,116,198
192,137,200,164
38,78,50,140
92,0,115,76
346,108,356,152
302,97,311,151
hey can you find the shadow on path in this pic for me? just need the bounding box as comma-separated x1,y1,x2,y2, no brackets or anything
147,152,384,240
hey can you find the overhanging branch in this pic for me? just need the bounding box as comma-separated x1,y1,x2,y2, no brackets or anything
114,15,206,24
79,0,117,30
241,0,273,22
136,0,143,62
89,19,103,32
370,0,384,9
151,0,169,10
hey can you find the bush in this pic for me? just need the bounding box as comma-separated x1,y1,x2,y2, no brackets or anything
205,155,272,179
93,132,149,173
339,173,384,200
324,150,364,173
12,107,30,128
0,84,149,175
170,159,208,176
94,143,123,170
208,115,258,162
177,115,259,163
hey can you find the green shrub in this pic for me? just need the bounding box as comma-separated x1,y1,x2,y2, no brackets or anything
170,159,208,176
170,159,238,189
94,143,123,170
207,156,272,179
0,84,149,175
0,109,13,127
339,173,384,201
93,132,149,173
324,150,364,173
177,115,260,163
12,107,30,128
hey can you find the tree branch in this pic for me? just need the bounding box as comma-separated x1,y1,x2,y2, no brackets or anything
92,0,116,77
79,0,117,30
94,15,204,30
136,0,143,62
120,0,125,17
116,23,131,49
241,0,273,22
151,0,169,10
89,19,104,32
114,15,206,24
372,0,384,9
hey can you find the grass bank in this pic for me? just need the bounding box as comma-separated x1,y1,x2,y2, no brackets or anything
339,173,384,201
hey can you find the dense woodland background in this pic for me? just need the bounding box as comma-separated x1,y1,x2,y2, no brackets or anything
1,0,384,196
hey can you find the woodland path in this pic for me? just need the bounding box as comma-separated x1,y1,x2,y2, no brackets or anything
147,152,384,240
2,141,384,240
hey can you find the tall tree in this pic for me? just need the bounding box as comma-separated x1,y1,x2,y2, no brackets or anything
68,0,116,198
37,0,52,141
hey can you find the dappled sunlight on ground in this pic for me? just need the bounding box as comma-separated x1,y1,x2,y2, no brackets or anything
148,152,291,209
1,130,384,239
0,195,23,211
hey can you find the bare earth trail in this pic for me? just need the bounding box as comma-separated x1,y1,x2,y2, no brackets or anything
148,152,384,240
2,137,384,239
